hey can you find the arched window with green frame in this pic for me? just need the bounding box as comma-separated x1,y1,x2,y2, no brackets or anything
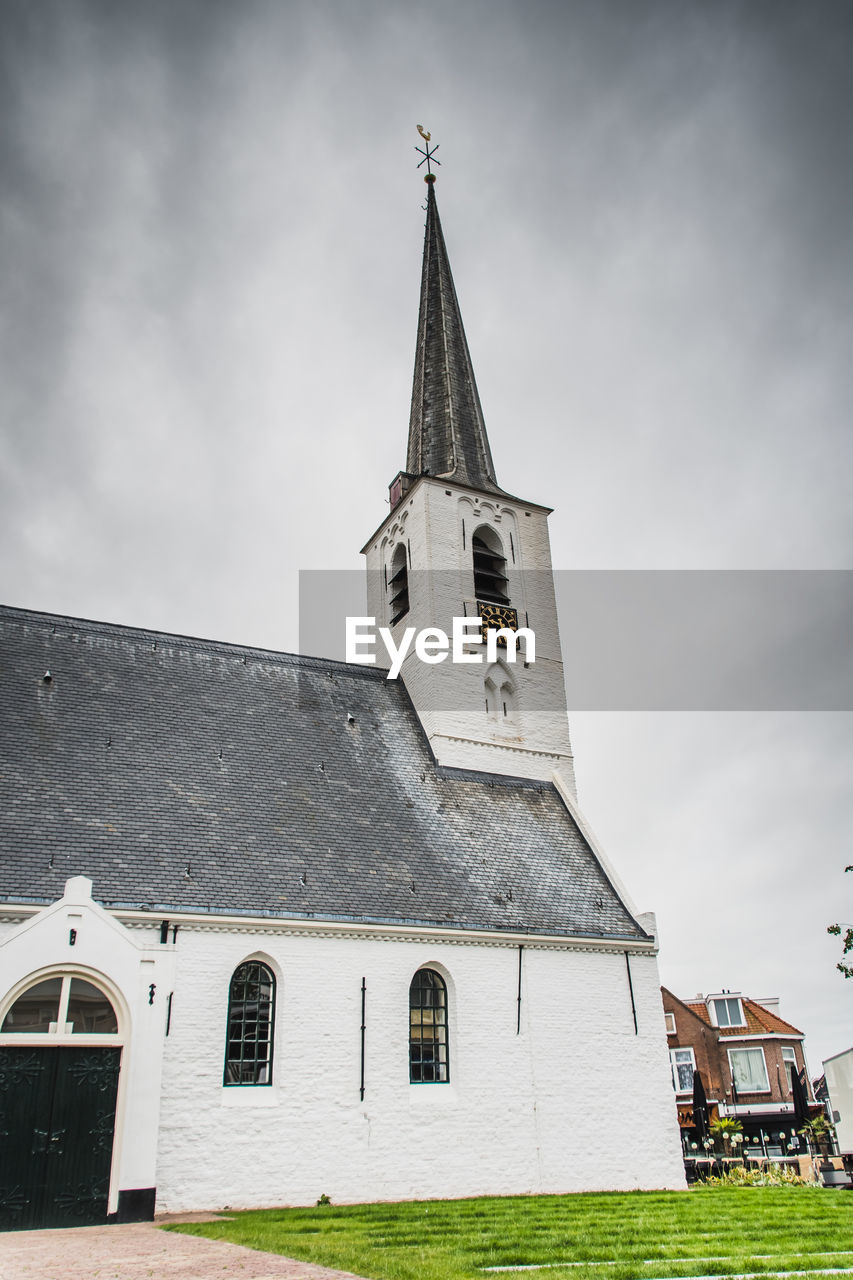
224,961,276,1086
409,968,449,1083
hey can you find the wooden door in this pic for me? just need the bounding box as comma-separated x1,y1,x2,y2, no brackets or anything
0,1045,121,1230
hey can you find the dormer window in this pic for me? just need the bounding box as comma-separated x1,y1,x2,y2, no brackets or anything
388,544,409,627
711,995,745,1028
472,529,509,605
388,471,414,509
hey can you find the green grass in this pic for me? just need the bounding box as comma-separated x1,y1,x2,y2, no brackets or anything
166,1186,853,1280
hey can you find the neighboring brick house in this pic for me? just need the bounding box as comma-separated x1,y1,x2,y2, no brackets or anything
661,988,817,1148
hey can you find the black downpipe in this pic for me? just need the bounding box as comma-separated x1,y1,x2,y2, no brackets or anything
625,951,638,1034
360,977,366,1100
516,945,524,1034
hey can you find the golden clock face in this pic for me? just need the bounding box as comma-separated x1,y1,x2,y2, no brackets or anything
479,603,518,646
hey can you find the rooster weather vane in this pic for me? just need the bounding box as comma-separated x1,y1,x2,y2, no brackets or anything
415,124,441,182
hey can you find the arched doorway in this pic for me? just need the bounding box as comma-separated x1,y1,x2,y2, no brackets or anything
0,970,124,1230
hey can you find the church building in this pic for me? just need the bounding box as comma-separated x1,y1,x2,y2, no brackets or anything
0,162,685,1230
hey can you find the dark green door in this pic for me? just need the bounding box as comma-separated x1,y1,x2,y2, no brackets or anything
0,1045,121,1230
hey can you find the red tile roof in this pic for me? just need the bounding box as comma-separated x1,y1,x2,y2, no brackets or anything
686,998,803,1038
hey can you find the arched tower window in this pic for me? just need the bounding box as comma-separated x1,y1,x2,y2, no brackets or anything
388,543,410,627
472,527,509,605
224,961,275,1086
409,968,449,1083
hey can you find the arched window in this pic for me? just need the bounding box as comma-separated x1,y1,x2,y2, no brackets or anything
485,663,518,727
1,975,118,1036
388,543,409,626
224,961,275,1086
409,968,449,1083
472,528,509,605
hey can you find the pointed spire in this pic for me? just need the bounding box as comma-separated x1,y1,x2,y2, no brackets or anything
406,174,503,494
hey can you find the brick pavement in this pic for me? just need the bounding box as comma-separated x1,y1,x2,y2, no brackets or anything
0,1219,370,1280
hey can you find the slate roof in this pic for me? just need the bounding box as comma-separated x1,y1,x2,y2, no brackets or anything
686,999,804,1038
406,179,509,497
0,604,647,941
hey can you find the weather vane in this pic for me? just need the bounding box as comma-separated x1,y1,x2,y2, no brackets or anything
415,125,440,183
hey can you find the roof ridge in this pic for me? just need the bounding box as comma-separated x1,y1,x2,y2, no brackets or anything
0,602,388,680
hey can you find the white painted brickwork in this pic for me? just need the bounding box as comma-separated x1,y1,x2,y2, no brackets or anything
364,478,577,793
154,926,685,1211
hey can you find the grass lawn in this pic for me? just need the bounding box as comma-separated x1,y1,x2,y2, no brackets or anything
167,1186,853,1280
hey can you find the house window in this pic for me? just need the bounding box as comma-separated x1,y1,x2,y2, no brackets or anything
388,544,409,627
409,968,449,1083
712,996,745,1027
1,975,118,1036
782,1046,798,1092
670,1047,695,1093
224,961,275,1086
665,1012,677,1035
729,1046,770,1094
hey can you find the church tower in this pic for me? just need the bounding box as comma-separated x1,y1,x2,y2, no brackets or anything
363,157,576,793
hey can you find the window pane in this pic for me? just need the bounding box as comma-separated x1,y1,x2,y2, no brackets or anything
67,979,118,1034
409,969,449,1084
670,1050,694,1092
731,1048,769,1092
1,978,62,1033
782,1047,797,1090
223,962,275,1087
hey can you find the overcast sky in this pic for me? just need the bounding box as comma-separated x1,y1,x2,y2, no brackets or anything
1,0,851,1074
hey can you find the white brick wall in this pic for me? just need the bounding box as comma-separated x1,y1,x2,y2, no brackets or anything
364,478,576,792
154,925,685,1210
1,895,686,1211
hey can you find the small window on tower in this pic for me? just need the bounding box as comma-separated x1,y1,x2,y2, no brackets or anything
388,544,409,627
484,664,518,730
472,529,509,606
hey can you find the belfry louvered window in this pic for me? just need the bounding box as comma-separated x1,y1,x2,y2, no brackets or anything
409,968,449,1083
224,961,275,1086
472,532,510,605
388,544,410,627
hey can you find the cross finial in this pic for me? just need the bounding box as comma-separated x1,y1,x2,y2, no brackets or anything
415,125,440,183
